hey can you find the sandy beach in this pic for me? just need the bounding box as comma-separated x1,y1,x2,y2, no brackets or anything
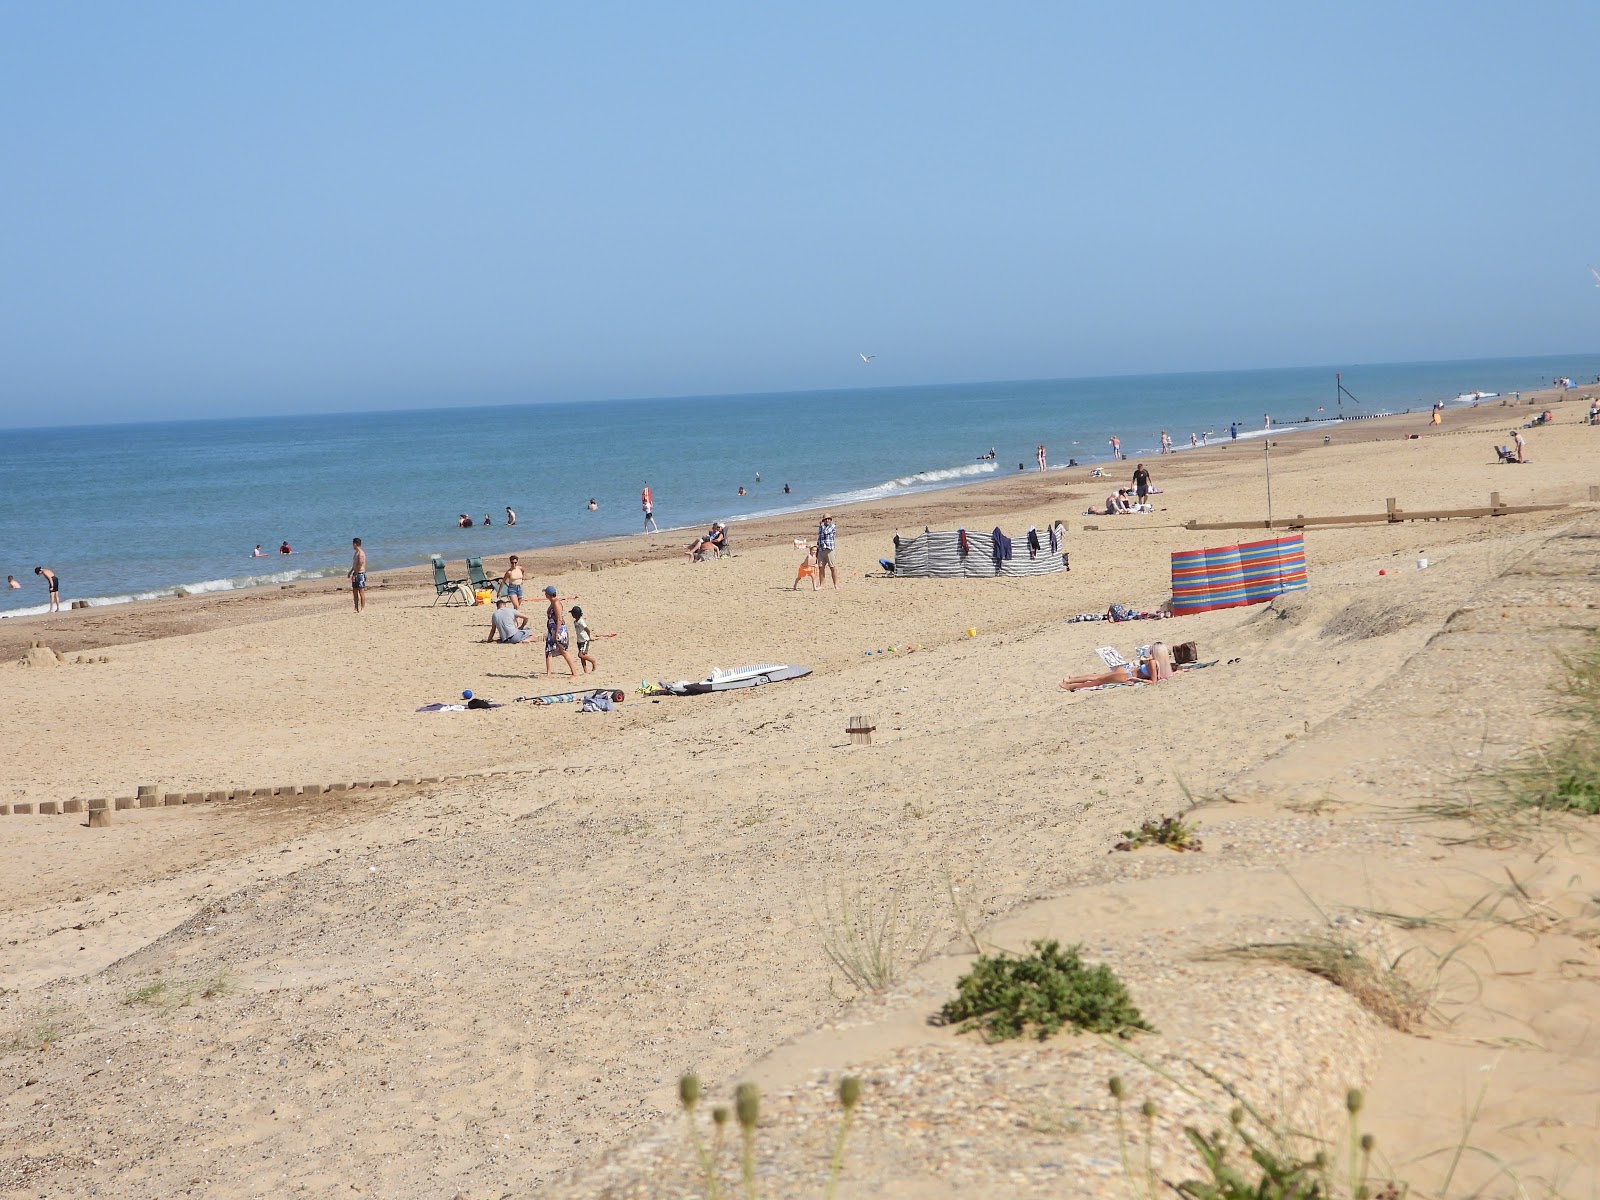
3,389,1599,1198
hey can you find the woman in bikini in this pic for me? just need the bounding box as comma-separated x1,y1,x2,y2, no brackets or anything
1059,643,1172,692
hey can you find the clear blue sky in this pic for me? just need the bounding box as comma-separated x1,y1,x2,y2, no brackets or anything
2,2,1597,427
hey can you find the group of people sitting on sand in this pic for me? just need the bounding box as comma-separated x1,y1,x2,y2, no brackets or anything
685,523,728,561
1086,488,1154,516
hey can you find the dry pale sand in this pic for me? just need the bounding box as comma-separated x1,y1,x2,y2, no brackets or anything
2,391,1598,1198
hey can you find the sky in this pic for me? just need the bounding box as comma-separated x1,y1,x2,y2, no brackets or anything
2,1,1598,427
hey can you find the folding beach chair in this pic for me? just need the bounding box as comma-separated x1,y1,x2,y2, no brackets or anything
466,557,499,600
431,555,471,606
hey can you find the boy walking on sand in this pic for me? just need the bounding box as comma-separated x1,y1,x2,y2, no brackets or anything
571,605,596,673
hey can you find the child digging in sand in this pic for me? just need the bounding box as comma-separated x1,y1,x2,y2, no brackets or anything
793,544,819,591
571,605,597,674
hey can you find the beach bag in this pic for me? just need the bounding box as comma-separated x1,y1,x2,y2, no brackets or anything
1172,641,1198,665
1108,603,1133,623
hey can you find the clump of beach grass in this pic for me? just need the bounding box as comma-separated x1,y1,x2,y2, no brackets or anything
813,881,937,995
1428,641,1600,844
3,1010,69,1054
123,969,235,1011
941,939,1155,1042
1206,934,1432,1032
1108,1071,1401,1200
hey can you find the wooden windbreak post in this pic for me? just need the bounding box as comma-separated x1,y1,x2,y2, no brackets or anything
1490,491,1503,514
88,808,112,828
846,715,876,746
1385,497,1398,522
1589,485,1598,502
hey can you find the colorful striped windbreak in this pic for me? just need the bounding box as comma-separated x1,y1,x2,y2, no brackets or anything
1169,534,1308,615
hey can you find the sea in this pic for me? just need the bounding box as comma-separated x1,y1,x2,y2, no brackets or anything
2,353,1596,618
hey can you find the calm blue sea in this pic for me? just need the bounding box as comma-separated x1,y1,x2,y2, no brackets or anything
3,353,1596,617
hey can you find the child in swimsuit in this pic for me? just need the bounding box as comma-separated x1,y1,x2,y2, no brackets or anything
793,545,818,591
571,606,596,674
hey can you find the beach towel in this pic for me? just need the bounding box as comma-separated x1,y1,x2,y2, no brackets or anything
1027,527,1040,558
991,528,1012,569
958,528,970,556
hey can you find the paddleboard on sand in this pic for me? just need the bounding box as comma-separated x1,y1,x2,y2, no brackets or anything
664,664,812,696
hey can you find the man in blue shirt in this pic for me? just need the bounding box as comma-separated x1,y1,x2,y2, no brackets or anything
816,514,838,589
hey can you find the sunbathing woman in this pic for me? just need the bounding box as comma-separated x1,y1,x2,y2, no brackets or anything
1059,643,1173,692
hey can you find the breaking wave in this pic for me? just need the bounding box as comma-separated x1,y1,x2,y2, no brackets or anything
0,566,344,619
819,461,999,506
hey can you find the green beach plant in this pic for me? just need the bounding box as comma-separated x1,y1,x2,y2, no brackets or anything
1116,813,1203,852
941,939,1155,1042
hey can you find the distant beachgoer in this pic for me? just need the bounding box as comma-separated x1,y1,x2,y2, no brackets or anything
1264,414,1271,429
458,514,472,528
1132,463,1152,504
1229,423,1238,442
251,544,266,557
1037,444,1047,472
783,483,791,494
501,555,525,611
816,515,838,588
1109,435,1122,460
506,506,516,526
1513,429,1526,462
1431,402,1443,426
348,538,367,613
641,485,658,532
483,513,492,526
7,575,20,589
1189,433,1198,448
34,566,60,613
587,498,598,511
485,597,532,643
571,605,596,673
542,585,579,677
279,541,292,555
754,472,761,484
793,544,818,591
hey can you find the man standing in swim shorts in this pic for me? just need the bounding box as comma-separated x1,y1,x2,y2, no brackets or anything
348,538,367,613
815,514,838,589
34,566,60,613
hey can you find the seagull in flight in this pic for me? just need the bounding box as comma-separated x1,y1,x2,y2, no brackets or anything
859,353,876,363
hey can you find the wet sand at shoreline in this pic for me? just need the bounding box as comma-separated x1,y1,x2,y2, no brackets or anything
2,386,1598,1198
